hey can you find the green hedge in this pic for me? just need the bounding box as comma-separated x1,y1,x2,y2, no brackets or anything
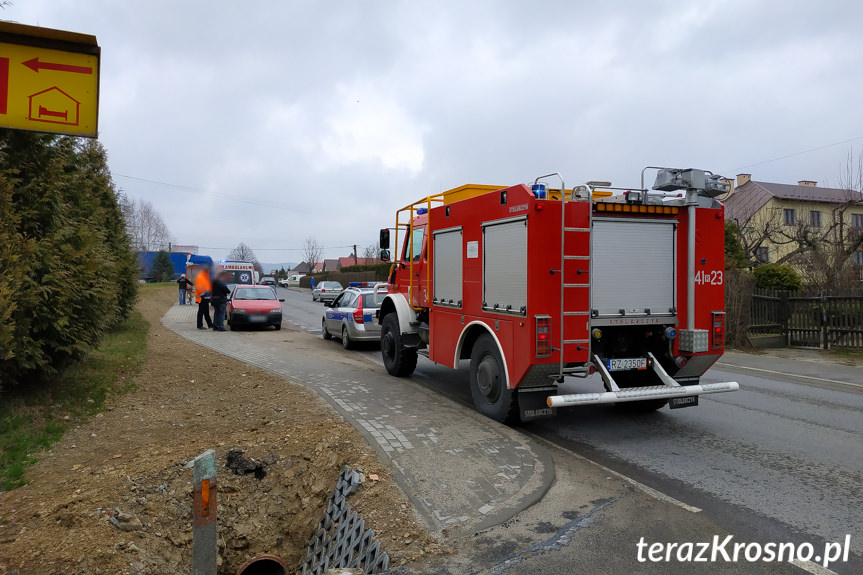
753,263,802,291
0,130,139,387
339,262,392,280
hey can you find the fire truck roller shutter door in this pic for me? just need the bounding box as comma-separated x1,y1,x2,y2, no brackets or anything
433,227,463,306
591,218,676,317
483,217,527,314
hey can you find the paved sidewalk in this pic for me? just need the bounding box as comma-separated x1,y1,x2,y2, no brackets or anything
162,304,554,537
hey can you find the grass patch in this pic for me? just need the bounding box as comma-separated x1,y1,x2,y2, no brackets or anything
826,348,863,361
0,310,148,491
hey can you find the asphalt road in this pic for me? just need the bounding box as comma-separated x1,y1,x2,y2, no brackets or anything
277,286,863,572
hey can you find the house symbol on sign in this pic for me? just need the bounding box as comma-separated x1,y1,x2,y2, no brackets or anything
28,86,80,126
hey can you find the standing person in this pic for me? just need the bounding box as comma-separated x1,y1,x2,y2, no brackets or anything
176,274,193,305
195,266,213,330
310,277,316,291
211,272,231,331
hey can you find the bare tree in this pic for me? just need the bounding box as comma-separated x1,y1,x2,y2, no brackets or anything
799,148,863,290
227,242,258,262
120,195,174,251
361,242,380,262
303,237,324,272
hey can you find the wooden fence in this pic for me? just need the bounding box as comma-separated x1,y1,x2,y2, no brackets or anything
749,288,863,349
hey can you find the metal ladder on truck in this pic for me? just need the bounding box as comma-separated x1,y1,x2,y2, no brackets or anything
533,173,594,381
559,189,592,379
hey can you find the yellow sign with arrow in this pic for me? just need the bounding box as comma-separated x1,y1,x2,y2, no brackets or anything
0,22,100,138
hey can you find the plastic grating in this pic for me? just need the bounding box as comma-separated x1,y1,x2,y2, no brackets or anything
298,466,390,575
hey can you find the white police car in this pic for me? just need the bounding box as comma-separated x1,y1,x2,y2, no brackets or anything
321,284,387,349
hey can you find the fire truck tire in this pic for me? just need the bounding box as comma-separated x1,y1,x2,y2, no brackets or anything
341,326,353,350
381,313,417,377
469,334,518,423
322,319,332,340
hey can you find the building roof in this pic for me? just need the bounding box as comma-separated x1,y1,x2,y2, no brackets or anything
292,261,323,273
724,180,863,224
338,256,374,268
322,258,339,271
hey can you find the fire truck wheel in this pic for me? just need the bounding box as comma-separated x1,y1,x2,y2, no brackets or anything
381,313,417,377
341,326,353,350
322,319,332,340
469,334,517,423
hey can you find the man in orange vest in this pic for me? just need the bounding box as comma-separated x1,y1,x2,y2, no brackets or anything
195,266,213,330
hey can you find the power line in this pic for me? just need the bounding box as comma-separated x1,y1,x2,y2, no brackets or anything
114,173,309,213
197,245,355,252
721,136,863,174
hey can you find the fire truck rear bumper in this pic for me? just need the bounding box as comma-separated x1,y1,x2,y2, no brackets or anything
546,381,739,408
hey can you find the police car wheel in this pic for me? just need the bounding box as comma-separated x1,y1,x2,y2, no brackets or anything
470,334,518,424
381,313,417,377
322,319,332,340
341,326,353,350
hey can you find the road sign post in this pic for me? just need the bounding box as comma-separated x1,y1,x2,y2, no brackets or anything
0,21,100,137
192,449,218,575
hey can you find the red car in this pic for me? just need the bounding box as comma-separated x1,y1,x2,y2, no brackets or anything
227,285,284,331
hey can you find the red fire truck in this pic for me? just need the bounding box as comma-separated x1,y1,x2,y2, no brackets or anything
376,167,739,423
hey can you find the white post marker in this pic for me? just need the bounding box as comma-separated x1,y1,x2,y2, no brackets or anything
192,449,217,575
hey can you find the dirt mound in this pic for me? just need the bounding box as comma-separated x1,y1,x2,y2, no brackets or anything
0,287,441,574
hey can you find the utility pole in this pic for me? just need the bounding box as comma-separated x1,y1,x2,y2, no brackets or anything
353,244,358,265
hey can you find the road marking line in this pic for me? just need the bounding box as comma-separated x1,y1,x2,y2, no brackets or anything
715,363,862,389
528,434,702,513
790,559,839,575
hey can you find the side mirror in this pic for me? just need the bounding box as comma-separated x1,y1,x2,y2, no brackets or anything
380,249,391,262
278,298,285,302
379,228,390,250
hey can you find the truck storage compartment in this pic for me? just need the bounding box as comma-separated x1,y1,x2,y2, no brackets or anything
591,218,676,317
432,227,463,307
483,217,527,314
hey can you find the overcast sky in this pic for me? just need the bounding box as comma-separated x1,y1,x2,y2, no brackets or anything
6,0,863,263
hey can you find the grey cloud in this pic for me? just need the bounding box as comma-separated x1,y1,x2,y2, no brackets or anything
6,0,861,259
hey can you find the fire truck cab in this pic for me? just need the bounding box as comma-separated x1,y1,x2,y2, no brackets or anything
377,168,739,423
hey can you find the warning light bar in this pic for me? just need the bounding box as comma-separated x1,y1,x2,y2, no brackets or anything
595,203,680,215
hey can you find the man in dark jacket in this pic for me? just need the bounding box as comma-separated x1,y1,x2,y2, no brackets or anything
211,272,232,331
176,274,193,305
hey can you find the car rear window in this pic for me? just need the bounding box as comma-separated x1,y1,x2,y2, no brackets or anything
323,282,342,288
362,293,384,308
